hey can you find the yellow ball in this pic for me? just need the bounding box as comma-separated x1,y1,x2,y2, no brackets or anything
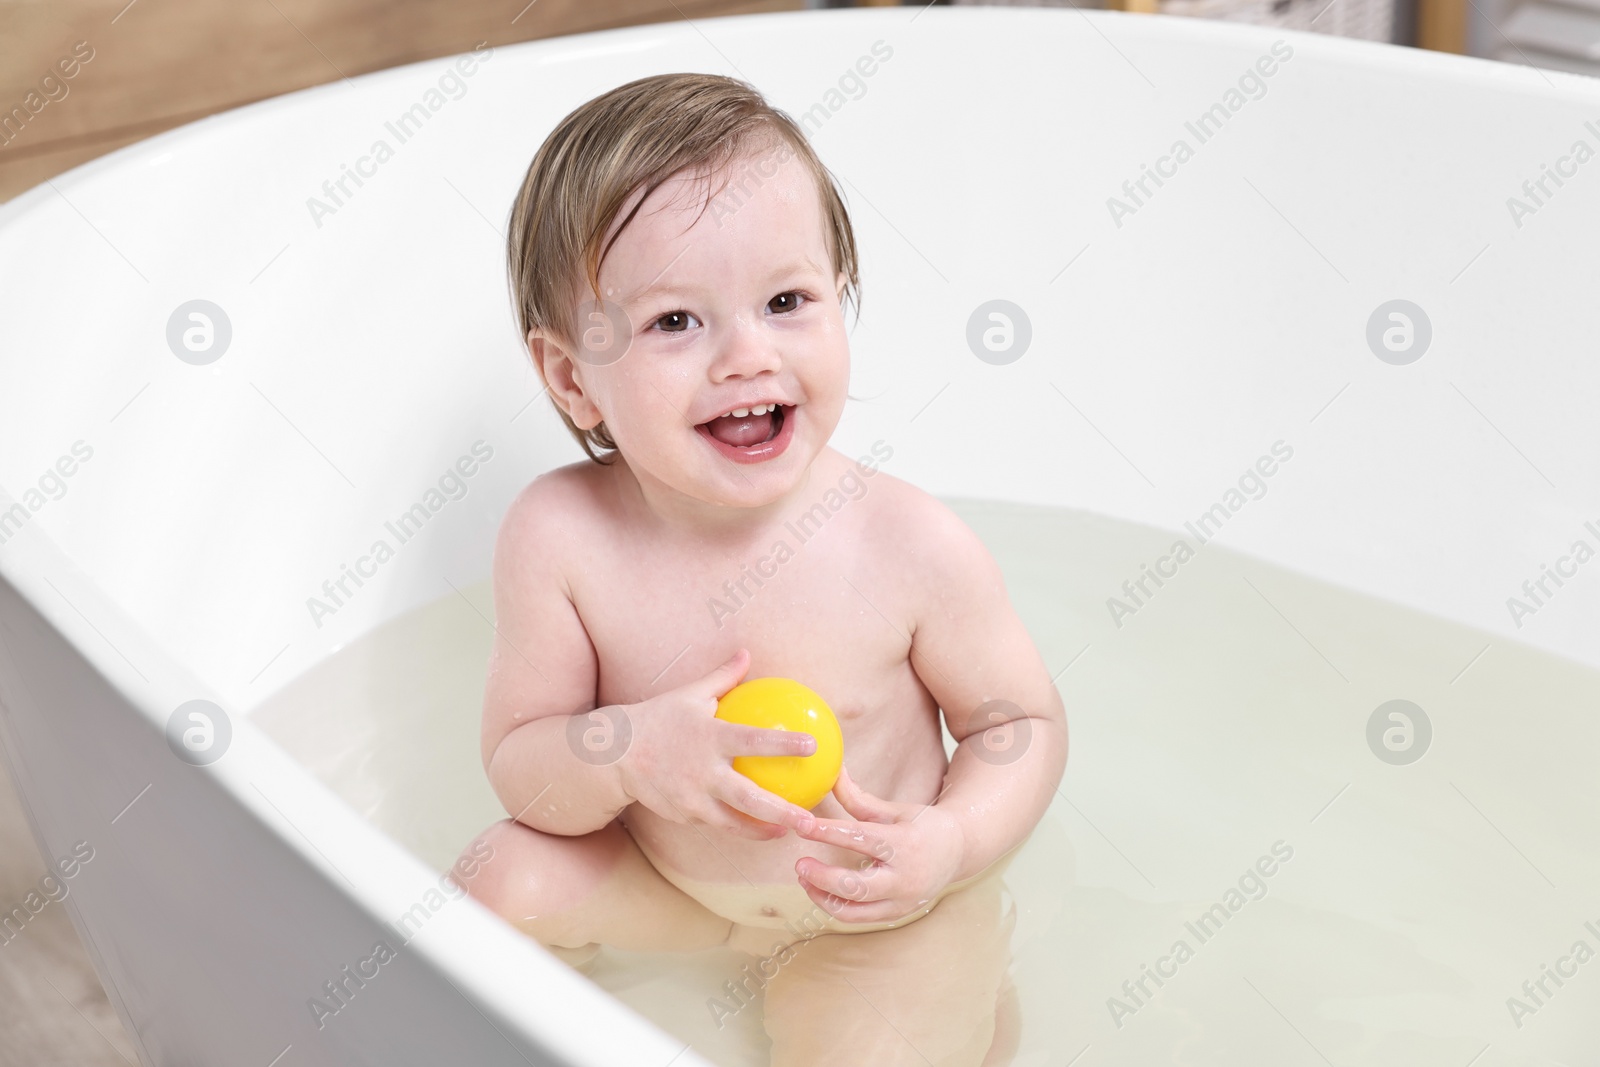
715,677,843,811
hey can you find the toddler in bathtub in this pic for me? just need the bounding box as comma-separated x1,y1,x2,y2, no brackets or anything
454,72,1067,1067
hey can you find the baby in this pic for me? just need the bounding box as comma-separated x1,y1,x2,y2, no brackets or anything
455,72,1067,1067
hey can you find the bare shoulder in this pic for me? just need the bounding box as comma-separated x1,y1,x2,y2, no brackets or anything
859,465,992,567
494,460,611,586
500,460,608,530
845,455,1004,603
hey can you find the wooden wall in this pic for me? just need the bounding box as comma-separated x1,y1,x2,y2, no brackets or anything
0,0,803,203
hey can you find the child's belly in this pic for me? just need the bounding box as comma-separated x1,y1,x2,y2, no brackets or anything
624,815,940,937
617,743,949,933
621,798,869,906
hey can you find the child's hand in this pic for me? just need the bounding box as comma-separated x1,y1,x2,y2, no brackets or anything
616,648,820,841
792,766,966,923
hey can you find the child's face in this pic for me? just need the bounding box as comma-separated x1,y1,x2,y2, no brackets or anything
543,143,850,511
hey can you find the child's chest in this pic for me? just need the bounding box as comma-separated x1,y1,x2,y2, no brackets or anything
574,530,922,723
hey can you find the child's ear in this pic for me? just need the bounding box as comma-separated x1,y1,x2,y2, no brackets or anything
528,328,603,430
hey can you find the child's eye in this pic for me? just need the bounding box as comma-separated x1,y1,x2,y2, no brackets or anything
653,310,699,333
768,291,806,315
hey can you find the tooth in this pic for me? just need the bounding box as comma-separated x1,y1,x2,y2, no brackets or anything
752,404,769,415
731,407,749,418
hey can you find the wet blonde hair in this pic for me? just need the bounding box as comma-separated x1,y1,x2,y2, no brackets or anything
506,72,861,464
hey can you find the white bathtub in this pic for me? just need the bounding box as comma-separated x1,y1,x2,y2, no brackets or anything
2,7,1598,1065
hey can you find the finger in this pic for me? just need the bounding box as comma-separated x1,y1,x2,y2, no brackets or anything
717,722,817,758
795,856,885,902
831,766,903,824
698,647,751,700
676,795,782,841
712,800,789,840
636,781,780,841
795,815,892,862
797,873,905,925
713,772,816,833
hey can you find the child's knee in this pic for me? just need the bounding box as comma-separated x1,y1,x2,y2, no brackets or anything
452,818,622,927
451,820,530,917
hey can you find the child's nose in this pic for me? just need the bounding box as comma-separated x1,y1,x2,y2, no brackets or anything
709,320,783,380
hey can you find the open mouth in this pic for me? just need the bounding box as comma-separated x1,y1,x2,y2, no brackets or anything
695,402,795,465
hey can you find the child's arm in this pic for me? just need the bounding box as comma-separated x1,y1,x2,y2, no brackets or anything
478,478,633,835
795,499,1067,920
907,503,1069,882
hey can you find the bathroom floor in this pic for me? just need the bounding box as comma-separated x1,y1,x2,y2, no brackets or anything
0,756,136,1066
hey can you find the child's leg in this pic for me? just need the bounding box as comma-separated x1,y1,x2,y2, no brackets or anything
985,972,1022,1067
452,817,734,960
758,864,1018,1067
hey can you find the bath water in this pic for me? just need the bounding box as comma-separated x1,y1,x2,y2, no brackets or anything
251,500,1600,1066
